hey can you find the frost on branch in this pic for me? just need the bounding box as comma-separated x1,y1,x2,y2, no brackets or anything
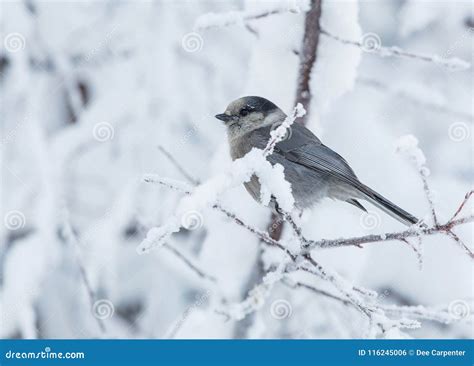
218,262,289,321
263,103,306,156
194,1,311,30
145,139,473,336
395,135,427,172
4,0,472,340
138,103,309,254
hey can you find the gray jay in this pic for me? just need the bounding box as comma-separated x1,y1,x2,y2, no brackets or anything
215,96,419,226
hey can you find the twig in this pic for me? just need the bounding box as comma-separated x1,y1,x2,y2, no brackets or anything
445,230,472,258
142,175,296,259
195,6,304,30
157,145,199,185
449,190,473,222
61,215,106,333
320,28,470,70
286,280,472,324
196,7,470,70
144,175,473,257
144,175,472,335
262,103,305,156
283,213,306,245
162,243,217,283
419,169,439,227
400,238,423,269
303,216,473,255
357,77,474,123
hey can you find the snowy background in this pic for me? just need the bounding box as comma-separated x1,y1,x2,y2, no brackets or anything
0,0,472,339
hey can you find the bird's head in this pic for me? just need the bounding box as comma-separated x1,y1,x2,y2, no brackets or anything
215,96,285,137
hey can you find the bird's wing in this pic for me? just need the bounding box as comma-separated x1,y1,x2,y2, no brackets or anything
273,124,420,226
274,123,363,188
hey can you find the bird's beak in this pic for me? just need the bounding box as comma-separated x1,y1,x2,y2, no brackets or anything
215,113,232,122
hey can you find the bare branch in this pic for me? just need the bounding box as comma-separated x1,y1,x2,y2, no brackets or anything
157,145,200,185
162,243,217,283
60,213,106,333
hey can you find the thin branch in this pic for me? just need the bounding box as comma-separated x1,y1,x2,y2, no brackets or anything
157,145,199,185
195,6,304,30
357,77,474,123
196,7,470,70
400,237,423,269
144,175,473,257
162,243,217,283
286,280,472,324
283,213,306,244
449,190,473,222
445,230,472,258
303,216,473,255
61,215,106,333
262,103,305,156
320,28,470,70
213,203,294,258
144,175,472,335
420,170,439,227
143,175,296,260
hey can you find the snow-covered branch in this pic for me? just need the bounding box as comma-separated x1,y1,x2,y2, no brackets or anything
302,215,473,252
195,6,471,71
142,144,472,336
138,104,307,254
194,1,311,30
294,0,322,124
144,172,473,257
357,77,474,123
263,103,306,155
286,280,472,325
320,28,470,71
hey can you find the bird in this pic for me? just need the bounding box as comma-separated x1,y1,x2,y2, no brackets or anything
215,96,419,226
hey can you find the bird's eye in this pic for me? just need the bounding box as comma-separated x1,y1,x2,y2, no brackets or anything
239,107,250,117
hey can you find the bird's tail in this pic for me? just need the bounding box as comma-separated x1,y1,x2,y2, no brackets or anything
356,183,419,226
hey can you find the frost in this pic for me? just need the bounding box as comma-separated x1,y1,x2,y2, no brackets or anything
313,0,362,114
195,1,311,30
2,0,471,340
137,220,180,254
395,135,427,169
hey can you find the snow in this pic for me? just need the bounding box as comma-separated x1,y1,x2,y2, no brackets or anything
1,0,472,340
263,103,306,156
311,0,362,122
395,135,427,170
195,0,311,30
138,144,296,253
